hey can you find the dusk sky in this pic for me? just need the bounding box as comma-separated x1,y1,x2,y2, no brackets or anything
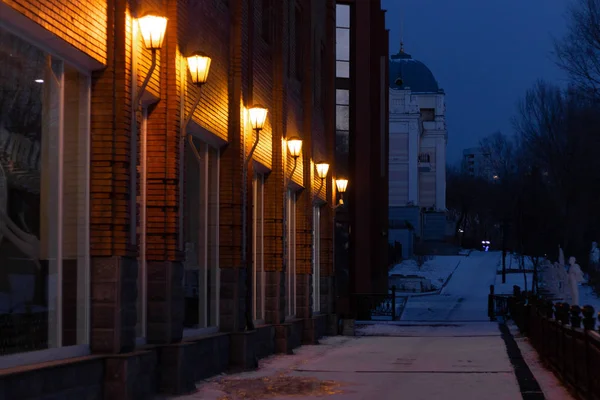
381,0,570,164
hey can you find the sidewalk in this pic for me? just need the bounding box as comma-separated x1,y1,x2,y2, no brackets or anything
169,322,572,400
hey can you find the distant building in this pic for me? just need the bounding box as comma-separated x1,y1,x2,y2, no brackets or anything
462,147,495,180
388,45,448,244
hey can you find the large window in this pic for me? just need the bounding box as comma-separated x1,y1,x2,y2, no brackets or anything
335,4,350,78
183,138,219,331
135,108,148,340
336,4,351,176
294,4,304,81
252,173,265,322
285,189,297,317
312,206,321,313
0,28,90,361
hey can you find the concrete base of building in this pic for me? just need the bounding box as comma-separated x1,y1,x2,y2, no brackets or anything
0,316,333,399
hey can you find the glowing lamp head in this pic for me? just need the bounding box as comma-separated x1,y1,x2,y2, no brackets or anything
248,105,268,131
138,14,168,50
335,178,348,194
287,137,302,158
186,52,211,86
315,162,330,180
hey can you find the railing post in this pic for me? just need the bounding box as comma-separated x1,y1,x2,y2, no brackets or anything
488,285,495,321
391,286,396,320
582,306,595,330
570,305,582,328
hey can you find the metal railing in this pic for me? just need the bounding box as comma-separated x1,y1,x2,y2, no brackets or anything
353,286,407,321
495,285,600,399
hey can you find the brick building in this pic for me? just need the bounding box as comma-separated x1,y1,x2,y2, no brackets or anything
334,0,390,318
0,0,347,397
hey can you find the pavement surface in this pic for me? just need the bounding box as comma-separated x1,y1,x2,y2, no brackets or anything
400,251,501,321
172,252,570,399
174,327,522,400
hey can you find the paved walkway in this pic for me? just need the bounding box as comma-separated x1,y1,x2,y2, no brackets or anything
401,251,501,322
172,253,572,399
172,322,565,400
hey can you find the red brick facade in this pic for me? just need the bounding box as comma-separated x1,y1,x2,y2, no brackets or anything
0,0,343,395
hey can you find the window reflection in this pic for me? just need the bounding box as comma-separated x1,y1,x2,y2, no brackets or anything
183,138,219,329
336,4,350,28
0,27,90,355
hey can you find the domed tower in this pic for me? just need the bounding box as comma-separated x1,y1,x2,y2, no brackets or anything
388,44,448,244
389,47,439,93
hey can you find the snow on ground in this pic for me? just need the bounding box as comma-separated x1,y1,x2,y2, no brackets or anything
496,253,539,272
494,270,600,312
494,272,535,294
388,255,464,290
400,252,500,321
508,322,575,400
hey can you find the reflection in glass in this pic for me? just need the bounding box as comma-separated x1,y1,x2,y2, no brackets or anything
335,28,350,61
336,61,349,79
336,4,350,28
0,27,89,355
252,174,265,321
336,105,350,131
0,28,47,355
336,89,349,105
285,190,297,317
183,139,219,329
312,207,321,312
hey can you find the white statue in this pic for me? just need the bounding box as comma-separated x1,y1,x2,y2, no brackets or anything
590,242,600,272
567,256,585,306
548,261,568,299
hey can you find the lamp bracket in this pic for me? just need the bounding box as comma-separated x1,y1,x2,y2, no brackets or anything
134,49,157,108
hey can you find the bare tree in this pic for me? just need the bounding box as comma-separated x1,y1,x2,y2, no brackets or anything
554,0,600,94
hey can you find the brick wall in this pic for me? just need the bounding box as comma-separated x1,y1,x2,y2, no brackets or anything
3,0,108,64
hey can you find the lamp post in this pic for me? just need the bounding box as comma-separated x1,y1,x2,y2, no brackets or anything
243,105,268,332
133,14,167,339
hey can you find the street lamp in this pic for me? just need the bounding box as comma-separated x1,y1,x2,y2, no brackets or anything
186,51,212,87
246,105,268,165
137,14,168,50
287,137,302,159
313,162,330,204
335,178,348,205
248,105,269,132
134,14,168,107
183,51,213,135
315,162,330,180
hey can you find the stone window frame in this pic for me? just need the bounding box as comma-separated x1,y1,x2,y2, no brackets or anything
0,19,93,369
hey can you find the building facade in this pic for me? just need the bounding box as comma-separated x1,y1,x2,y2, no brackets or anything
0,0,343,396
462,146,495,179
388,46,448,242
334,0,389,314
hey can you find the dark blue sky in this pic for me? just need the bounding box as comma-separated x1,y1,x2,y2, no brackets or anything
381,0,569,163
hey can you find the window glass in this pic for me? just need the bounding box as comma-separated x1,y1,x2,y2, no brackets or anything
0,27,90,355
336,4,350,28
335,28,350,62
183,139,219,329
